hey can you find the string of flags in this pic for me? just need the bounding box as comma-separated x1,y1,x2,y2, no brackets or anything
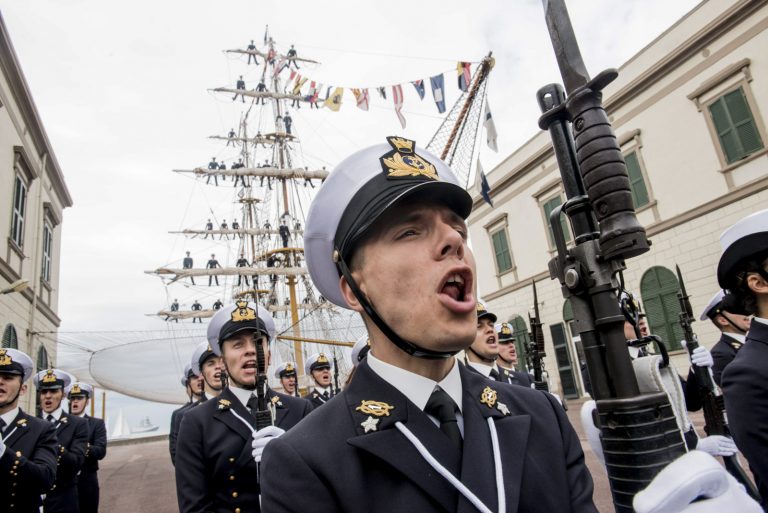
275,61,482,130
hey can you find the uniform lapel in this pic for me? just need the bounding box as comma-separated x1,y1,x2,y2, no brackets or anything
213,388,255,442
2,410,31,447
458,366,531,513
268,389,288,426
345,361,460,513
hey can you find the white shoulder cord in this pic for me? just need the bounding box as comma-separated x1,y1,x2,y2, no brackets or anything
395,417,505,513
2,426,18,442
229,402,277,434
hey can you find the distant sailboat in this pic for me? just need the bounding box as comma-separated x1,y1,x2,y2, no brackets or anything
110,409,131,439
131,416,159,434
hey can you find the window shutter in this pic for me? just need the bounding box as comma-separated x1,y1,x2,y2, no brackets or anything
726,88,764,155
641,267,683,351
709,97,740,163
624,151,650,208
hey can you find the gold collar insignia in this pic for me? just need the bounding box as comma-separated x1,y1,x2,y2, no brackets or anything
480,386,497,409
355,400,394,417
217,399,232,410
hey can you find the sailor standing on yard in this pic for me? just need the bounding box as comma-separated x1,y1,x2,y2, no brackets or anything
67,382,106,513
207,253,221,286
182,251,195,285
0,349,57,513
258,137,598,513
34,368,88,513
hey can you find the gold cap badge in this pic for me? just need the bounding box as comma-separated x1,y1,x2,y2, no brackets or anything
42,369,57,384
380,136,438,181
71,384,82,394
356,400,394,417
0,349,11,366
231,299,257,322
285,363,295,372
317,354,329,364
500,323,512,336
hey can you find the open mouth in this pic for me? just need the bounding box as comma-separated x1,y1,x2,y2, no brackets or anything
485,336,497,346
242,360,257,371
438,267,475,312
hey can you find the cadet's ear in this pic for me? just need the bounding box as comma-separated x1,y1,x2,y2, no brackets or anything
339,275,364,314
746,271,768,295
20,383,27,396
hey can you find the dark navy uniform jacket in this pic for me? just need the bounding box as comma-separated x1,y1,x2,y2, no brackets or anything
723,320,768,511
499,367,533,388
169,401,195,465
78,415,107,513
261,360,597,513
175,387,312,513
44,411,89,513
307,388,335,408
0,409,57,513
711,333,743,386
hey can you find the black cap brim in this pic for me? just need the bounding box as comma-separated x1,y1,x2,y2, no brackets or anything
336,173,472,260
218,319,268,347
478,311,498,323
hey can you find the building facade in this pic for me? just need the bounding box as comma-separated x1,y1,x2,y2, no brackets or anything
468,0,768,399
0,12,72,412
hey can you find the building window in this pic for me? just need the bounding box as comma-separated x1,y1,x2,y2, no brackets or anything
640,266,684,352
1,324,18,349
708,87,764,164
36,345,49,371
624,151,650,209
11,175,28,248
490,228,513,274
542,194,571,247
42,221,53,284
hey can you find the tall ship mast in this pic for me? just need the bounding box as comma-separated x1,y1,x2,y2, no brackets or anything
146,31,359,393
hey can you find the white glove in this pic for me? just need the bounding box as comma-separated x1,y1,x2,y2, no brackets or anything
634,451,761,513
695,435,738,457
579,400,605,467
251,425,285,463
690,346,714,368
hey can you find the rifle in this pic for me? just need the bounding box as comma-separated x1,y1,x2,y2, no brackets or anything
675,265,760,500
333,351,341,394
253,335,273,431
538,1,686,510
527,280,549,391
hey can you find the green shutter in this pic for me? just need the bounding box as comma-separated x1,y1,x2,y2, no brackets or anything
2,325,18,349
709,87,764,164
624,151,650,208
563,299,574,322
640,267,683,351
491,229,512,273
510,315,531,373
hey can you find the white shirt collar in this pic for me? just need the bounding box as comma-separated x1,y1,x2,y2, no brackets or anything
0,406,20,429
466,360,498,377
43,407,63,421
227,385,253,410
75,412,87,418
752,317,768,327
723,332,747,343
367,352,463,413
313,384,332,395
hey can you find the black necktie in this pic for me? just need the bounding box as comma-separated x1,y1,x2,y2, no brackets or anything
322,391,330,400
246,394,259,416
47,414,55,423
489,368,502,382
0,418,6,434
425,386,463,452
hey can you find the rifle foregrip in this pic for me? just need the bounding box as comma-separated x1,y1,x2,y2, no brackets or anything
597,392,687,513
254,410,272,431
567,77,650,260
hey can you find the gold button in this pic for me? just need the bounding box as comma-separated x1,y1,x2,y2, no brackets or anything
15,451,21,457
229,475,235,481
235,509,241,513
229,457,235,463
232,491,238,498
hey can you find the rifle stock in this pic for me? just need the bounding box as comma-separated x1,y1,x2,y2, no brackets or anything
527,281,549,391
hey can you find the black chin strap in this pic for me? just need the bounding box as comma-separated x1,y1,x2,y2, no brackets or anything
720,312,748,335
0,388,21,409
467,346,496,364
337,257,456,360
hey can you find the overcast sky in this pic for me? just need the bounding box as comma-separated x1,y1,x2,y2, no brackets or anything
1,0,701,406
